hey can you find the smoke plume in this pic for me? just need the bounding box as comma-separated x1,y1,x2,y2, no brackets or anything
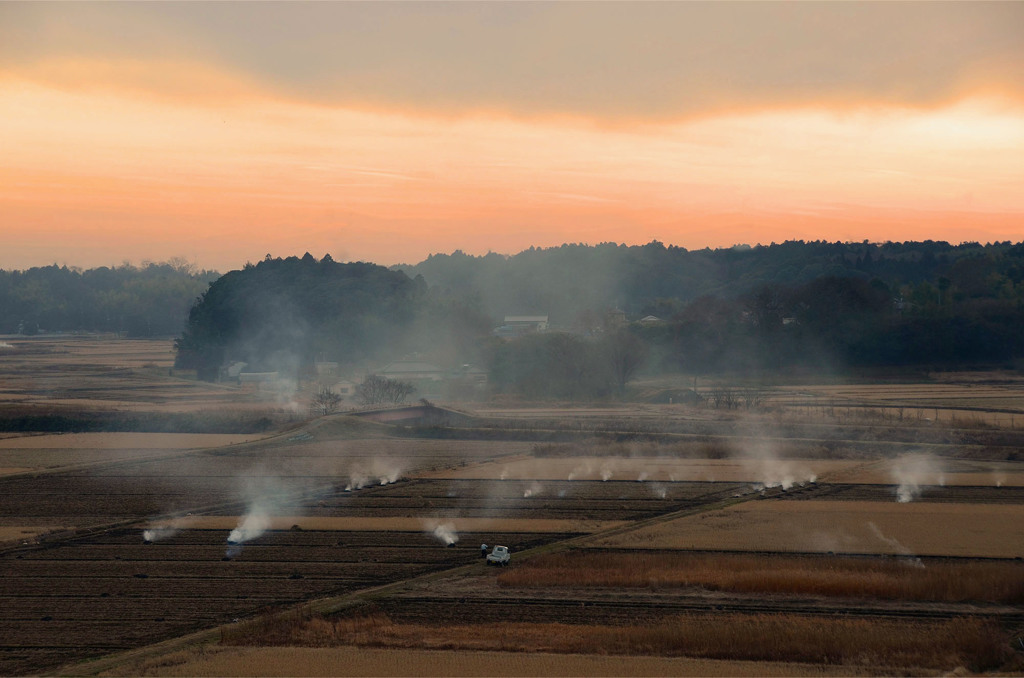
225,471,311,557
425,521,458,546
142,526,177,543
890,453,944,503
867,522,923,567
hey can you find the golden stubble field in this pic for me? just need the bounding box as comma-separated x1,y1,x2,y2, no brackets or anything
593,500,1024,558
428,454,1024,487
101,645,873,677
0,335,301,412
2,338,1023,676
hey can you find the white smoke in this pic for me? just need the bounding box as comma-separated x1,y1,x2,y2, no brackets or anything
649,482,667,499
567,461,592,481
142,526,177,543
992,471,1006,488
523,481,543,498
867,522,923,568
636,471,649,482
228,507,270,546
0,341,14,349
344,458,404,491
735,442,816,491
225,472,309,557
374,459,403,485
426,521,458,546
890,453,944,503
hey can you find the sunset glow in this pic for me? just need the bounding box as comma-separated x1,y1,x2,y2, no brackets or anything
1,3,1022,270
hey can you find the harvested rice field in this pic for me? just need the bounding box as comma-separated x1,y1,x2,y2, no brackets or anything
100,644,875,677
591,500,1024,558
2,343,1023,676
0,433,270,476
431,455,860,484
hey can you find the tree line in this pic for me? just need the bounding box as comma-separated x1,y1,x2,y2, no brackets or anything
6,240,1022,401
0,259,218,336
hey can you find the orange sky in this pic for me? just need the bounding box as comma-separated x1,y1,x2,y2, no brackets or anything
1,3,1022,271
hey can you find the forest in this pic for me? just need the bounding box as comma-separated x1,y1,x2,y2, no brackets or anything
4,240,1024,396
0,259,218,337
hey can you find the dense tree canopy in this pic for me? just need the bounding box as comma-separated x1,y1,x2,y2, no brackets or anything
174,254,427,379
7,240,1023,396
0,260,217,336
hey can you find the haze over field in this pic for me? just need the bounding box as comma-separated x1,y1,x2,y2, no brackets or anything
2,2,1023,271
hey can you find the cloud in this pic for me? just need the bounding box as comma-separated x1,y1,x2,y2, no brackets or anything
2,3,1022,119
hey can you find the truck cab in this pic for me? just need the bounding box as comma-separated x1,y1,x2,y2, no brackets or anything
486,545,510,566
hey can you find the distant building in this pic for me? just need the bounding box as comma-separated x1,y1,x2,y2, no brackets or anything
378,360,445,397
494,315,548,338
452,364,488,384
315,361,339,377
238,371,279,391
379,360,444,382
604,308,626,329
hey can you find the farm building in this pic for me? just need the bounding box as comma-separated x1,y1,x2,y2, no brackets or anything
378,360,445,397
494,315,549,338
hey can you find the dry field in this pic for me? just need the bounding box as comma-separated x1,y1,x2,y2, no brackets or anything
496,551,1024,603
0,335,344,415
100,645,873,677
0,345,1022,676
592,500,1024,558
429,454,1024,491
0,432,268,476
826,456,1024,487
770,381,1024,427
165,516,624,533
431,455,861,485
0,336,248,412
215,606,1015,674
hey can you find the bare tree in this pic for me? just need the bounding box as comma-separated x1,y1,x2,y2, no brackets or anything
310,386,342,416
740,388,764,410
355,375,416,406
602,329,648,396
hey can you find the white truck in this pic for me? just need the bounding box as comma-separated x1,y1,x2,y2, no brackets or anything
486,545,510,566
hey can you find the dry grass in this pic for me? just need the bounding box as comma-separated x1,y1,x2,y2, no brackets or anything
594,501,1024,558
101,646,874,677
433,455,859,483
163,516,624,533
222,607,1017,673
0,525,71,541
0,432,266,449
497,551,1024,603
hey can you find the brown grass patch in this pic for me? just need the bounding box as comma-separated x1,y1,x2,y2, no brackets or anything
497,551,1024,603
102,646,873,677
222,607,1016,672
0,525,71,541
433,455,859,483
169,516,623,533
594,501,1024,558
0,432,267,449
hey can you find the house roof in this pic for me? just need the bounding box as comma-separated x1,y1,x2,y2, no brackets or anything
504,315,548,323
380,361,443,374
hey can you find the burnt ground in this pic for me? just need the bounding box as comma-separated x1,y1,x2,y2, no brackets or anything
0,467,743,675
376,566,1024,627
0,528,571,676
2,428,1023,675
